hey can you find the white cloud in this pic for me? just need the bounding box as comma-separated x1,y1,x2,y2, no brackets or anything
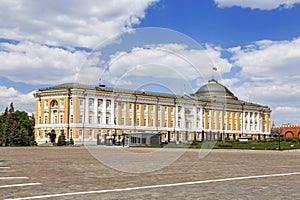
228,37,300,124
214,0,300,10
273,106,300,124
0,86,35,113
98,43,232,87
0,41,88,84
0,0,158,48
230,37,300,84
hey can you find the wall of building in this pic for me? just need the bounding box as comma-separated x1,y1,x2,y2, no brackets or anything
280,124,300,138
34,87,271,145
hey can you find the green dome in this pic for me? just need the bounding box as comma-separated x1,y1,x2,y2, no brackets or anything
195,79,238,100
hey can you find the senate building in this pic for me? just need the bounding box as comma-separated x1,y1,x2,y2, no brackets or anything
33,79,271,145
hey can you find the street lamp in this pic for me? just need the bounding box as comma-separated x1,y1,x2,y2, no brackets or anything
277,130,281,151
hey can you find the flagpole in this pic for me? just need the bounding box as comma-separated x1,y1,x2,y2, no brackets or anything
212,66,217,80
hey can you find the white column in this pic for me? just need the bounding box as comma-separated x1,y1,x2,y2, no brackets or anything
111,99,115,125
84,96,89,124
200,107,203,130
252,112,255,131
181,106,185,129
208,110,211,130
102,99,106,124
257,112,260,132
94,98,98,124
175,105,179,127
193,106,197,130
247,112,250,131
242,111,245,134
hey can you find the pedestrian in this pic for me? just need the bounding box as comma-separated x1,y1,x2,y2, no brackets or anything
122,137,125,147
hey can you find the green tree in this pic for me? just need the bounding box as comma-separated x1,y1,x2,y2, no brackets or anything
14,110,35,145
0,102,35,146
57,130,66,146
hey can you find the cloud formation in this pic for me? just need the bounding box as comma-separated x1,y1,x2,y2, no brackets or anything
214,0,300,10
96,43,232,88
228,37,300,124
230,37,300,84
0,86,35,113
0,41,87,84
0,0,158,48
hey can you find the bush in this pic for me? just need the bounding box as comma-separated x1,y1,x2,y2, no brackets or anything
57,131,66,146
69,137,74,146
218,143,233,148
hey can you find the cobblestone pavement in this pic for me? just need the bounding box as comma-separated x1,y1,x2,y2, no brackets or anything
0,147,299,199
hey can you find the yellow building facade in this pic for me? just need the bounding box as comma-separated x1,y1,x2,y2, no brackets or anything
34,79,271,145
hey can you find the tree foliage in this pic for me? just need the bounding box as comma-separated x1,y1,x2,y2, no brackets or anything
57,130,66,146
0,102,35,146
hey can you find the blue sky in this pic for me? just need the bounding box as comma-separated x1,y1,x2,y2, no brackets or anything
138,0,300,47
0,0,300,126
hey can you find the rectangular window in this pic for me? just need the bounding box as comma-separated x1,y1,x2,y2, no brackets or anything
44,100,48,108
80,99,84,106
60,99,64,107
97,115,101,124
144,118,147,126
129,117,132,125
129,103,133,110
79,130,83,139
97,99,101,107
121,117,125,125
79,114,83,123
89,99,93,107
44,131,48,139
137,104,140,110
60,115,63,123
144,104,147,111
44,115,48,124
89,129,93,139
186,121,189,129
122,103,125,110
106,100,110,108
136,118,140,126
70,99,73,106
89,115,93,124
106,116,110,124
70,115,73,123
54,116,58,124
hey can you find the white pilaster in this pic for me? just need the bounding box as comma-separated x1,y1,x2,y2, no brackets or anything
94,98,98,124
193,106,197,130
200,107,203,130
257,112,260,132
111,99,115,125
102,99,106,124
175,105,179,127
247,112,250,131
181,106,185,129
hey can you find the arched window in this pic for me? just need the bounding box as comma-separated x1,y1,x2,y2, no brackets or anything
51,100,58,108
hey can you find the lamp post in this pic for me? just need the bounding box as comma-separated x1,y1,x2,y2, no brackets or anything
82,89,86,145
277,130,281,151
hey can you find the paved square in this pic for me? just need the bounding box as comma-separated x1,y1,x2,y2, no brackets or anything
0,147,299,199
